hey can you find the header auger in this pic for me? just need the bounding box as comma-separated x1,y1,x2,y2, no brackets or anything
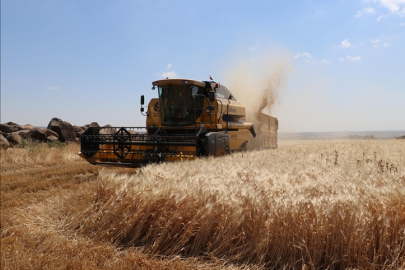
79,78,277,167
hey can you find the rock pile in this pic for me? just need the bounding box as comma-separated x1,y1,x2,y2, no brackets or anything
0,118,116,149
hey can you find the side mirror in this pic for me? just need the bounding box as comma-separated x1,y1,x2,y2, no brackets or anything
140,95,147,115
209,91,215,102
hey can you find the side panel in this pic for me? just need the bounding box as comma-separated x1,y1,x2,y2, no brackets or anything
269,116,278,148
249,113,278,149
217,99,246,123
228,130,249,150
146,98,161,131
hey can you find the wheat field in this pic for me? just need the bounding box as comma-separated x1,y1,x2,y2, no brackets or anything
1,139,404,269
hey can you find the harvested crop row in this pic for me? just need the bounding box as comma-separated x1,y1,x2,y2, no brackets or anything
1,162,96,186
0,142,82,165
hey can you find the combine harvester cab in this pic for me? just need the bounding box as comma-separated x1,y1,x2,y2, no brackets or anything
79,78,277,167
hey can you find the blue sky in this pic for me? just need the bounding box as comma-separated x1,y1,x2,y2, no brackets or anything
1,0,404,132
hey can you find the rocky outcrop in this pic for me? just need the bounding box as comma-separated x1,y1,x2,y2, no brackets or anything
47,135,59,142
28,128,48,141
89,122,100,128
4,132,22,145
397,135,405,139
74,125,84,132
73,126,85,138
18,124,34,131
100,124,117,135
15,130,31,139
0,120,129,148
47,118,76,142
0,122,19,133
76,130,85,137
45,129,59,139
0,134,10,149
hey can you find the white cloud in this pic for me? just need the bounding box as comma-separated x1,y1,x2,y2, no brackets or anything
376,0,405,13
248,46,257,51
370,39,390,47
375,0,405,18
339,58,345,62
305,59,317,63
341,39,351,48
347,55,361,61
377,14,388,21
294,52,312,59
371,39,382,47
161,71,178,78
47,86,60,90
166,63,172,69
365,7,377,13
355,7,376,17
321,59,330,63
400,22,405,26
355,11,363,17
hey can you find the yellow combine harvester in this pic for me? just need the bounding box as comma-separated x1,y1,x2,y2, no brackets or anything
79,78,278,167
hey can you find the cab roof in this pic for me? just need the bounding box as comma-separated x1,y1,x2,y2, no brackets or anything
152,78,206,88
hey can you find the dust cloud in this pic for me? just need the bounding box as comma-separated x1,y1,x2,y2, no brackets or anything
223,49,292,122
